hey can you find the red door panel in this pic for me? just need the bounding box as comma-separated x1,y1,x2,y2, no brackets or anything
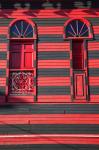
24,44,33,69
73,71,86,100
24,44,32,50
24,52,33,68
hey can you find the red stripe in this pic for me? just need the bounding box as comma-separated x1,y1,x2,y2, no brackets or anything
38,60,70,68
93,26,99,34
38,77,70,86
38,26,63,34
88,42,99,50
88,60,99,68
89,77,99,86
0,43,8,51
0,134,99,145
38,95,71,102
38,43,70,51
90,95,99,102
0,114,99,124
0,60,7,68
0,78,6,86
0,27,8,34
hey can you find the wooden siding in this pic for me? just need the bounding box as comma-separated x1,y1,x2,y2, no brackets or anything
0,13,98,103
0,2,98,104
0,1,98,148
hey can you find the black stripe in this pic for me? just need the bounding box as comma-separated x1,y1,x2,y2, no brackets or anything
0,87,5,96
94,34,99,40
1,104,99,114
0,18,13,26
38,68,70,77
0,35,8,43
38,52,70,60
0,69,6,77
1,34,99,43
87,17,99,25
0,18,68,27
0,144,99,150
0,124,98,134
38,35,63,42
88,51,99,59
89,68,99,76
0,18,98,27
0,52,7,60
38,34,99,42
90,86,99,95
38,86,70,95
33,18,68,26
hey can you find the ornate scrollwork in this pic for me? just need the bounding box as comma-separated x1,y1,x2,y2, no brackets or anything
9,71,34,94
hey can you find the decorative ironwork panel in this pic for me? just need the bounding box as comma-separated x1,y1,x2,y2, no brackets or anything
9,71,34,95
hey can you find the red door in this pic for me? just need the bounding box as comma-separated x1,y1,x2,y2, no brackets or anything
9,42,34,95
72,40,87,100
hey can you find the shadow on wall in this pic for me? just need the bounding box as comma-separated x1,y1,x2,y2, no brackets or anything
0,0,98,17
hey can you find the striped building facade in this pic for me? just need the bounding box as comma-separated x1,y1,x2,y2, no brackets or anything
0,0,99,149
0,1,98,103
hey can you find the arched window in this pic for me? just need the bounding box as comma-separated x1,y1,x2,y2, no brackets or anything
8,19,36,98
64,19,92,39
10,20,36,39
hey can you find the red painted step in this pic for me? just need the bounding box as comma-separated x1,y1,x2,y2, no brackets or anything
0,134,99,145
0,114,99,124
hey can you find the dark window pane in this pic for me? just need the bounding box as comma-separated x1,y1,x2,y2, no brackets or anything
10,20,33,38
66,20,89,38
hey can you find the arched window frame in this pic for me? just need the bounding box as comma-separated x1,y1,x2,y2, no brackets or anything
64,18,93,40
8,18,37,40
